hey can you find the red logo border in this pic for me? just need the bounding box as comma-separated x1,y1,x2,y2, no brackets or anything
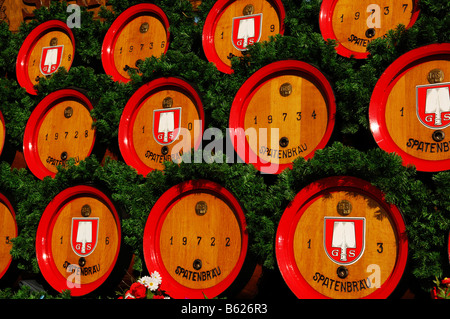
323,216,366,266
70,217,99,257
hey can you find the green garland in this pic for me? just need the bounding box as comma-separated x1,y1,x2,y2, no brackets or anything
0,0,448,298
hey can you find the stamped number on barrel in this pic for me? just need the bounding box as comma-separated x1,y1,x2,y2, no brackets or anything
253,110,318,124
169,236,232,247
45,130,90,140
338,3,411,26
117,41,166,54
112,15,168,79
327,0,417,57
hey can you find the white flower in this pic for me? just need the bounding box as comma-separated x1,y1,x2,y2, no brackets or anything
138,275,160,291
146,277,160,291
138,276,152,287
151,271,162,285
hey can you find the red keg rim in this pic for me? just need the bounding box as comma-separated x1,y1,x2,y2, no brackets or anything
23,88,96,180
319,0,420,59
101,3,170,83
229,60,336,174
35,185,122,296
275,176,409,299
0,110,5,158
16,20,75,95
0,193,17,280
202,0,286,74
142,179,248,299
369,43,450,172
118,77,205,176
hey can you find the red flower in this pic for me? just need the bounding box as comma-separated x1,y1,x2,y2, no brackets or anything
431,287,438,299
441,278,450,285
130,282,147,299
153,295,165,299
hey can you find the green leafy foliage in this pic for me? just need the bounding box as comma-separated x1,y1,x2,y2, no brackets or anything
0,285,71,299
0,0,448,298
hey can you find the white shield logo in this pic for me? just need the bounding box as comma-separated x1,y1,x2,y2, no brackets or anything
416,82,450,129
40,45,64,76
231,13,263,51
71,218,99,257
152,107,182,145
324,217,366,265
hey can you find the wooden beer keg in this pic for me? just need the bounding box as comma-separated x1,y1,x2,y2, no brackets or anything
101,3,170,83
16,20,75,95
276,176,408,299
369,43,450,172
228,60,336,174
36,185,125,296
0,193,17,281
118,77,204,176
319,0,420,59
0,110,5,158
448,231,450,267
202,0,286,74
143,180,248,299
23,88,96,180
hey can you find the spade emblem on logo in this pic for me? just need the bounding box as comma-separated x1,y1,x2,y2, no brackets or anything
324,217,366,265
